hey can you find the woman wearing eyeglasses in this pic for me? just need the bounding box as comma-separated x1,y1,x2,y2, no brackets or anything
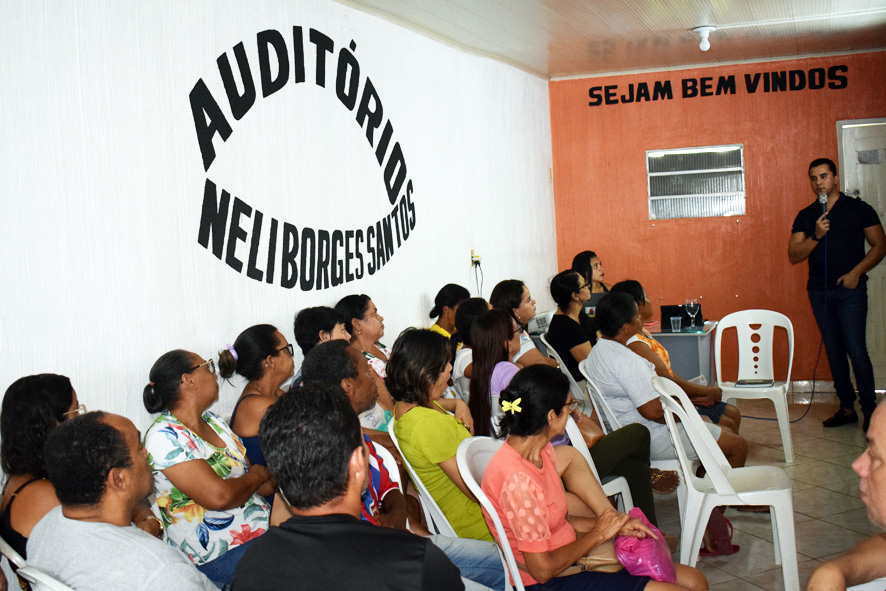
482,365,707,591
218,324,295,470
0,374,82,565
143,350,273,588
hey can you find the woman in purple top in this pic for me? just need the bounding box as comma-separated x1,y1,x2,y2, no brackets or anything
468,309,522,437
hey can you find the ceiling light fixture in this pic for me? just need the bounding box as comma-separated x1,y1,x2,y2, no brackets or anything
692,26,717,52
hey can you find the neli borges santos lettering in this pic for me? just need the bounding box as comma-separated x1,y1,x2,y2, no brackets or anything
189,27,417,290
588,65,848,107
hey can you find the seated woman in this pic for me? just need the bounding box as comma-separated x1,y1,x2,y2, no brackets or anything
584,293,748,468
388,328,493,542
482,365,707,591
544,271,675,517
428,283,470,340
144,350,273,587
489,279,558,369
610,280,741,434
451,297,491,401
219,324,295,507
571,250,612,313
0,375,78,562
335,294,396,433
467,309,523,437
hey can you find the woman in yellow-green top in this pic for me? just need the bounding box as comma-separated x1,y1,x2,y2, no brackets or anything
388,328,493,542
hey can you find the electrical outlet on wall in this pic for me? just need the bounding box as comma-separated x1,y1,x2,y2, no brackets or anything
470,249,481,266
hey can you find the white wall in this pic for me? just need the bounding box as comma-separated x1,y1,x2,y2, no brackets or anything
0,0,557,427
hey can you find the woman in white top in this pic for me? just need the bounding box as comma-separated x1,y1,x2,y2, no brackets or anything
489,279,559,368
584,293,748,468
451,297,491,401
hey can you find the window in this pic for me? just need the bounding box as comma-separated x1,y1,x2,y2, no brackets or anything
646,144,745,220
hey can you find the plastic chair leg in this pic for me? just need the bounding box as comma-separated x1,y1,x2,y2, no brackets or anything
773,395,794,463
771,510,781,565
773,500,799,591
680,501,710,567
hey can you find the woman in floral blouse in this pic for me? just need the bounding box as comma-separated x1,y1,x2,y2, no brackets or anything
143,349,274,588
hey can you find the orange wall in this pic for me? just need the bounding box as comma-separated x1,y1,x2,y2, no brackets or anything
550,52,886,381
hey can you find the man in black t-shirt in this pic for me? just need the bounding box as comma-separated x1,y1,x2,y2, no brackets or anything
231,385,464,591
788,158,886,432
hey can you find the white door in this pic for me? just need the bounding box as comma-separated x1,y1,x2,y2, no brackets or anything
838,118,886,388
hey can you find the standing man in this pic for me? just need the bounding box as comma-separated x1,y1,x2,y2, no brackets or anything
789,157,885,432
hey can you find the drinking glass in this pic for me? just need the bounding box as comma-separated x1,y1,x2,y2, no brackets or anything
685,298,700,329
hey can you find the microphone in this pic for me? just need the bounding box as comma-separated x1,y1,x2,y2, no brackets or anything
819,193,828,216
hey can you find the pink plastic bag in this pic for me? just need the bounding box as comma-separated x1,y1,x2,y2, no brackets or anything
614,507,677,583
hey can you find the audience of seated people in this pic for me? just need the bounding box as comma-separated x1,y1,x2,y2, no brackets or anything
543,270,677,525
482,365,707,591
143,350,273,588
299,339,504,591
451,297,491,401
609,280,742,434
584,293,749,469
27,411,215,590
13,269,823,589
231,384,465,591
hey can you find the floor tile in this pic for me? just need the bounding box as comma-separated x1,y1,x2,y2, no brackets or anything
793,487,865,519
783,460,860,487
819,507,881,536
693,561,737,585
818,478,862,498
710,579,766,591
823,452,864,468
787,519,868,559
743,558,823,591
699,530,785,577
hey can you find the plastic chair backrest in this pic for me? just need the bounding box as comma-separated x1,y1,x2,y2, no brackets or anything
538,333,591,410
714,309,794,383
577,365,621,434
387,422,458,537
16,566,75,591
652,376,736,495
563,416,602,482
0,532,26,570
456,437,525,591
372,442,402,493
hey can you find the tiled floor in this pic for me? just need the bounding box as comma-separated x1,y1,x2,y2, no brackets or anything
653,392,876,591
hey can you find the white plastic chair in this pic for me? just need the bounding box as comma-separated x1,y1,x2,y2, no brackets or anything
579,364,690,520
539,333,593,415
16,566,76,591
0,533,26,570
848,578,886,591
564,416,633,512
652,376,799,591
388,424,458,537
373,443,403,493
714,309,795,463
456,436,525,591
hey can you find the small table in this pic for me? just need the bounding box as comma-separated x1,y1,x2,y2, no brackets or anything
650,321,718,385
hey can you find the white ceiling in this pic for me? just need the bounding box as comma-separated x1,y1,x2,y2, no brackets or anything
335,0,886,79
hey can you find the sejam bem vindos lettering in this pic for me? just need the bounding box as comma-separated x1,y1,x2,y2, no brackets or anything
189,27,417,290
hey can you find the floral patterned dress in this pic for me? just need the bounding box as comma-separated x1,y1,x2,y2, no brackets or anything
359,343,394,432
144,410,270,566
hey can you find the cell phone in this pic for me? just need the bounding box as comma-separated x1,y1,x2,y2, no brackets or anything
734,379,774,387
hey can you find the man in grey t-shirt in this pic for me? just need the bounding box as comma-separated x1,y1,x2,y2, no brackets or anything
27,412,215,591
